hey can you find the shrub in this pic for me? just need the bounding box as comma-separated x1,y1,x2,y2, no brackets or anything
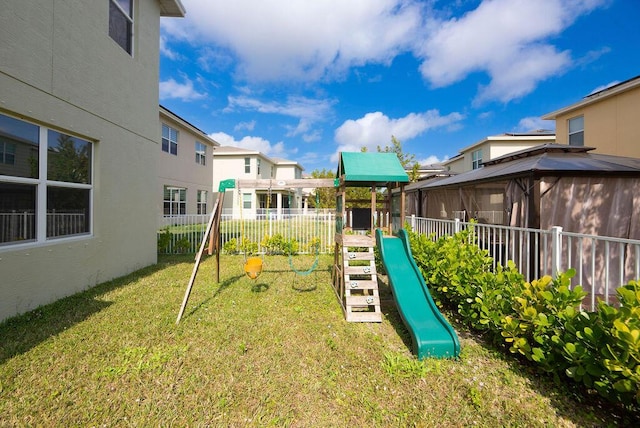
407,225,640,410
261,233,298,255
500,270,587,375
223,238,238,254
157,227,172,254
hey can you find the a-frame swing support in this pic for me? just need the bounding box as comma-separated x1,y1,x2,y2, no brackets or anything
176,178,336,324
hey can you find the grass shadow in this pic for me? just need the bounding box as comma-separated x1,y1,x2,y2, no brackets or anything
376,274,414,352
0,260,173,365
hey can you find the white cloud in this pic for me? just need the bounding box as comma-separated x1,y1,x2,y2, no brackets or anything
159,35,182,61
332,110,464,162
159,77,207,101
209,132,286,157
226,94,334,143
234,120,256,132
516,116,554,132
588,79,620,95
161,0,423,82
226,95,335,121
419,155,447,165
417,0,605,103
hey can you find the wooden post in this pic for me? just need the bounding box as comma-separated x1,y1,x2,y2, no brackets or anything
371,185,376,236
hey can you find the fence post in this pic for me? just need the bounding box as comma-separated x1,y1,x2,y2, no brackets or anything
551,226,563,277
410,214,415,230
454,218,461,234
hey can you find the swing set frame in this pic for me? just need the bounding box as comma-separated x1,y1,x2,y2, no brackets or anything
176,177,336,324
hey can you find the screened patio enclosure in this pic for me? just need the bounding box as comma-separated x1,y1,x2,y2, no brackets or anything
406,144,640,298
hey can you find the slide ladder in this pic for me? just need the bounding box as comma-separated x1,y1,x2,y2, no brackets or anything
335,234,382,322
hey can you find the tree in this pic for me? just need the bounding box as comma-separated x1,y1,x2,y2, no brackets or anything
309,168,336,208
377,135,420,182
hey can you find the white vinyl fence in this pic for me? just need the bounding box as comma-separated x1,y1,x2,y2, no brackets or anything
158,211,336,255
409,216,640,311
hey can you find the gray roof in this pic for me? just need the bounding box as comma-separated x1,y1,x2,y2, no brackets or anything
409,144,640,190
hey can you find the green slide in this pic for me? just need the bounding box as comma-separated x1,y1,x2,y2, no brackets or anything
375,228,460,359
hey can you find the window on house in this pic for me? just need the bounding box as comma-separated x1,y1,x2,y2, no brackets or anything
0,141,16,165
257,158,261,175
568,116,584,146
197,190,207,214
0,113,93,246
244,157,250,174
242,193,251,209
163,186,186,216
472,149,483,170
162,124,178,155
109,0,133,55
195,142,206,165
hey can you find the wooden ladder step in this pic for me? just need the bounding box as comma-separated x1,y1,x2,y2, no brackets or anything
344,266,376,275
345,311,382,323
344,279,378,290
343,251,375,261
346,295,380,306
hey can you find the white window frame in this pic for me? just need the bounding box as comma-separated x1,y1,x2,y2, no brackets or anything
197,190,207,214
244,157,251,174
242,193,251,209
109,0,134,55
471,149,483,170
163,186,186,216
195,141,206,166
568,116,584,146
0,113,94,250
257,158,261,175
162,124,178,155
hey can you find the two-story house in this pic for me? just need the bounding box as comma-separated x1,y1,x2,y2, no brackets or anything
542,75,640,159
159,106,219,223
443,130,556,174
0,1,185,322
211,146,305,219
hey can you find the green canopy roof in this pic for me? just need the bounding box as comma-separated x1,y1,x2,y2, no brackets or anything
337,152,409,185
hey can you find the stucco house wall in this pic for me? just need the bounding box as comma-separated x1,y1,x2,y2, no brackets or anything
158,107,218,219
544,77,640,158
442,133,555,174
212,147,305,218
0,1,184,322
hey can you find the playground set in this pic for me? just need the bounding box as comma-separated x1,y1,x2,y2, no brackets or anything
176,152,460,359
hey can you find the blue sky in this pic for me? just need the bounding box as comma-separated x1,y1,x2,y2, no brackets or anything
159,0,640,172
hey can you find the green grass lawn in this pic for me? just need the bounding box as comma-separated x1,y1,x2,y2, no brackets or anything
0,254,636,426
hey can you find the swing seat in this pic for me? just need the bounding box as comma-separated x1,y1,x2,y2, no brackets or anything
244,257,263,280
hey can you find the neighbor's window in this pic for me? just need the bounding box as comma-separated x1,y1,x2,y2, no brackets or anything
0,141,16,165
568,116,584,146
257,158,261,175
163,186,186,216
195,142,206,165
109,0,133,54
162,124,178,155
472,149,483,170
197,190,207,214
242,193,251,209
0,113,93,246
244,157,250,174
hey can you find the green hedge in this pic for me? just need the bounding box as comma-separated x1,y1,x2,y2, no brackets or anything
406,225,640,410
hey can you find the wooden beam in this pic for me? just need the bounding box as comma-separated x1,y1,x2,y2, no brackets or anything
236,178,336,189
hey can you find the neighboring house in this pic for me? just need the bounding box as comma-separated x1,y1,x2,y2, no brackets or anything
0,0,185,322
212,146,305,218
159,106,219,222
542,75,640,159
442,131,556,174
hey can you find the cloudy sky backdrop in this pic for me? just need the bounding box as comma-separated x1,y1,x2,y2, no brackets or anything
159,0,640,171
